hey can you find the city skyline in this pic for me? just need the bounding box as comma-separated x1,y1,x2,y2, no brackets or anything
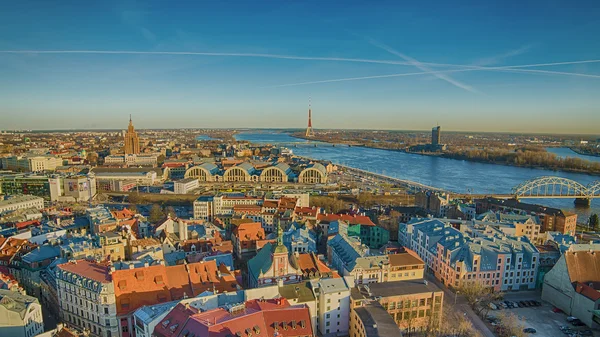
1,1,600,133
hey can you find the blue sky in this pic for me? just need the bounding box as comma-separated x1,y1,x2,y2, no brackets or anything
1,0,599,133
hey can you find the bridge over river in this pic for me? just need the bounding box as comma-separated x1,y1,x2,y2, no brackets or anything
340,165,600,205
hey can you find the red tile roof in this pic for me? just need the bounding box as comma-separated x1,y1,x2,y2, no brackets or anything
262,200,278,209
153,303,199,337
111,208,135,220
0,238,34,264
296,253,331,277
180,239,233,254
112,260,242,316
57,260,112,283
294,207,319,217
233,205,262,213
317,213,375,226
233,222,266,242
154,298,313,337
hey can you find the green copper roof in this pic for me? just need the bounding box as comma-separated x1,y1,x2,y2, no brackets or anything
248,242,275,279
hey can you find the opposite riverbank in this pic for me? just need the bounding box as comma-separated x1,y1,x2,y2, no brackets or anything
291,133,600,177
569,147,600,158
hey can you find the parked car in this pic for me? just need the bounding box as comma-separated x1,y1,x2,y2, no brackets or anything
488,303,497,310
523,327,537,333
570,318,585,326
553,307,564,313
579,330,593,336
566,316,578,322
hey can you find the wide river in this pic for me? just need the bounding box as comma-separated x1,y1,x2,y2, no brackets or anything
235,132,599,221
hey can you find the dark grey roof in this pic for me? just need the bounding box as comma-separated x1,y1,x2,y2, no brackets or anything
358,279,443,298
354,301,403,337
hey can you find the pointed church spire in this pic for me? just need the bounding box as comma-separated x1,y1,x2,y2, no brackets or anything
274,217,288,254
277,217,283,246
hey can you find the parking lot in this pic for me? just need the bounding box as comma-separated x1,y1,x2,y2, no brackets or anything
486,298,599,337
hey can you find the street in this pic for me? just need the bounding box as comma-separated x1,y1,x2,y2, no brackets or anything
425,273,495,337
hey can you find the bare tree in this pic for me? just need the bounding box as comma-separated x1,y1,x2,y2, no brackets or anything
496,311,526,337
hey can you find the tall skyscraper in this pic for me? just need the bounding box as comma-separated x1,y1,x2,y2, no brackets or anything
431,125,441,146
124,115,140,155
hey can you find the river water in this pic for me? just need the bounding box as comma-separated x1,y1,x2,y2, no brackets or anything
236,132,599,221
546,147,600,163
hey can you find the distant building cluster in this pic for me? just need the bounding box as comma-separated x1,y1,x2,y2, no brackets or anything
409,125,447,152
1,117,600,337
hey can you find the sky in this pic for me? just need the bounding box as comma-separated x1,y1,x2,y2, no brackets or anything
1,0,600,133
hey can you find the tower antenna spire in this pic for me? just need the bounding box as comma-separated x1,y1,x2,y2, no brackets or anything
305,98,315,137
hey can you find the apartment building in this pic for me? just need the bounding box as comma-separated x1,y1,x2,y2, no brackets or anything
0,195,44,214
400,218,540,291
0,290,44,337
351,280,444,333
1,155,61,172
55,260,119,337
56,258,242,337
350,300,403,337
231,222,269,259
173,178,199,194
309,277,351,337
328,233,424,286
476,197,577,234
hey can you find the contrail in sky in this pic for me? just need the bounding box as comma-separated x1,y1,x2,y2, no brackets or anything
2,49,600,87
3,49,599,70
366,38,480,94
0,49,452,67
264,60,600,88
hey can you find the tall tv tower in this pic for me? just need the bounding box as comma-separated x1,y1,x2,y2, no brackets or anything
305,98,315,137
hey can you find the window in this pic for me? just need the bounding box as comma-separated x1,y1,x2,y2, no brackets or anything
419,299,425,306
419,310,425,318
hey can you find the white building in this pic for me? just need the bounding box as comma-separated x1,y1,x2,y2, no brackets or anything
104,154,158,167
49,176,97,202
310,277,351,337
193,194,263,219
1,155,61,172
0,290,44,337
0,195,45,214
174,178,199,194
193,196,215,220
93,171,157,186
56,260,119,337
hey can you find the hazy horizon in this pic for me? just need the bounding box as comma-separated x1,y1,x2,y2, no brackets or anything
1,1,599,133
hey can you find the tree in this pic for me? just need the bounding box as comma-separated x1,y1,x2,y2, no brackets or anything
128,192,141,204
456,281,488,308
357,193,375,208
165,206,177,218
589,213,599,230
149,204,165,223
456,281,503,317
428,302,482,337
496,312,526,337
128,204,139,215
